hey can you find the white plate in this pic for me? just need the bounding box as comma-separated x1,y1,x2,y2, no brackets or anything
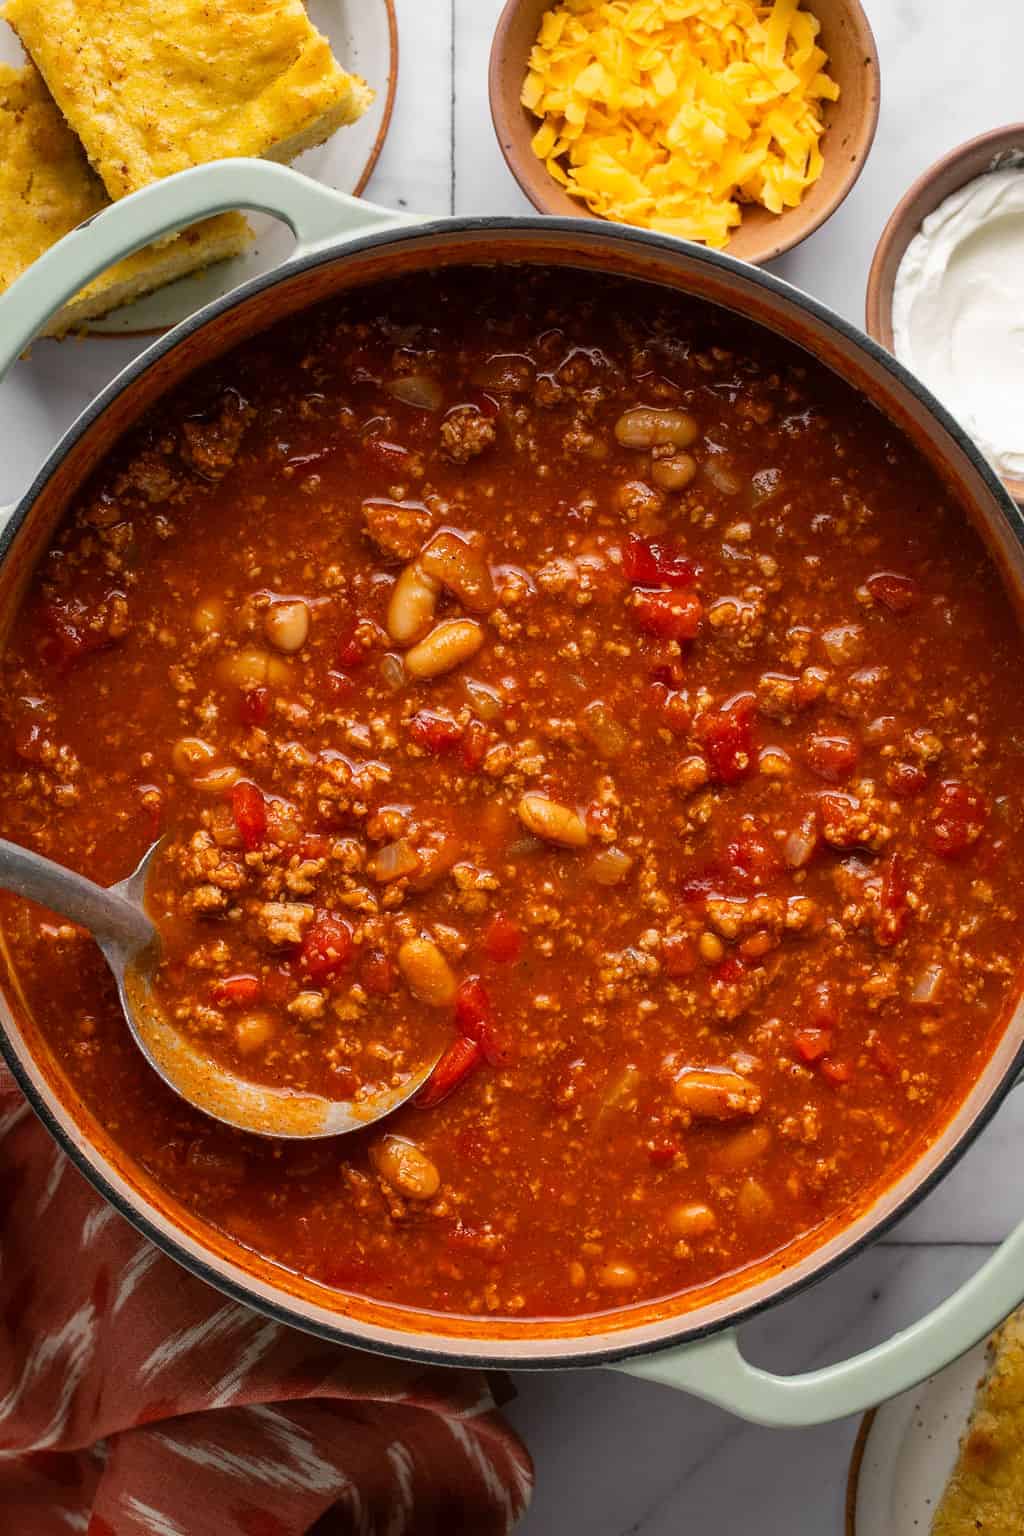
846,1339,991,1535
0,0,397,334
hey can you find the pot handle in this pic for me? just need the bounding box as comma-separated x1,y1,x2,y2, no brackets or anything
0,158,419,381
615,1214,1024,1426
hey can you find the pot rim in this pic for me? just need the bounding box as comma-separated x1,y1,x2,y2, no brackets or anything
3,213,1023,1370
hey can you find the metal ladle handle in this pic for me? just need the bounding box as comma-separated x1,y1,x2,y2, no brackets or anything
0,838,152,957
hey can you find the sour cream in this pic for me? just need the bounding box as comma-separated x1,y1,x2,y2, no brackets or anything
892,167,1024,481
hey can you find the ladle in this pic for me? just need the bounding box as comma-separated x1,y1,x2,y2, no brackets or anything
0,837,438,1137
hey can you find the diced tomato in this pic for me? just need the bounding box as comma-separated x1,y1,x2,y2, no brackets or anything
678,865,723,905
697,693,757,784
647,1136,679,1167
336,618,368,669
211,974,262,1008
714,955,746,985
239,686,269,726
483,913,523,964
928,779,987,858
662,933,697,977
794,1027,832,1063
363,436,412,473
876,851,909,947
871,1037,898,1077
886,759,927,798
455,976,509,1066
300,910,353,982
724,827,781,887
820,1058,852,1085
632,589,703,641
624,535,701,590
867,571,920,613
646,680,692,734
326,669,355,700
409,710,464,756
40,594,116,671
461,719,489,771
804,731,859,783
359,949,394,995
415,1036,482,1108
298,833,331,860
230,781,267,851
808,981,840,1031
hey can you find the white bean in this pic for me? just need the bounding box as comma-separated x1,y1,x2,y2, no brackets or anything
517,793,590,848
397,937,457,1006
387,562,441,645
404,619,484,680
372,1135,441,1199
614,406,698,450
172,737,216,776
263,599,310,653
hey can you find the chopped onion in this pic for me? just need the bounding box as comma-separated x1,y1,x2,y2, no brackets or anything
783,816,818,869
580,699,628,759
589,846,634,885
909,963,945,1006
703,458,742,496
469,354,535,393
369,837,421,883
385,374,443,411
379,652,406,691
462,676,503,721
820,623,865,667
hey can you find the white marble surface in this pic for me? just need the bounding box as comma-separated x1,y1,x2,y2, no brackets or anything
3,1,1024,1529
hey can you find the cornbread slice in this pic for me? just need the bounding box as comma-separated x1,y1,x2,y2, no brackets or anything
932,1311,1024,1535
0,61,252,335
3,0,374,202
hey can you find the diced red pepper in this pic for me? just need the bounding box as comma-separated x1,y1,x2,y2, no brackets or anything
230,781,267,851
794,1027,832,1063
483,913,523,964
928,779,988,858
723,827,781,887
662,933,697,977
300,910,353,982
820,1058,852,1085
697,693,757,784
804,731,859,783
240,686,269,726
876,851,909,947
40,594,117,671
211,974,262,1008
867,571,920,613
409,710,464,756
632,588,703,641
415,1036,482,1108
454,976,509,1066
624,534,701,590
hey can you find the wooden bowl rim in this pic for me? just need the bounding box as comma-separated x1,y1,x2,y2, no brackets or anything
488,0,881,267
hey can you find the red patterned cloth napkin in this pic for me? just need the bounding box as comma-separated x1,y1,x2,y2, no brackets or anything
0,1068,533,1535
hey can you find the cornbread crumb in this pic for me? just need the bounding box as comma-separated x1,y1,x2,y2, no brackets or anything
3,0,374,201
0,61,252,335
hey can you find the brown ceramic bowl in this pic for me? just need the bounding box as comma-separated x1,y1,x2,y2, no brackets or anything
866,123,1024,506
489,0,881,265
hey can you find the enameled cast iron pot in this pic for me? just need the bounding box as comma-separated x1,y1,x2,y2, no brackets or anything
3,160,1024,1428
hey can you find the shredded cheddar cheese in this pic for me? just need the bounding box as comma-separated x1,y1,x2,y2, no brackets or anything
521,0,839,247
